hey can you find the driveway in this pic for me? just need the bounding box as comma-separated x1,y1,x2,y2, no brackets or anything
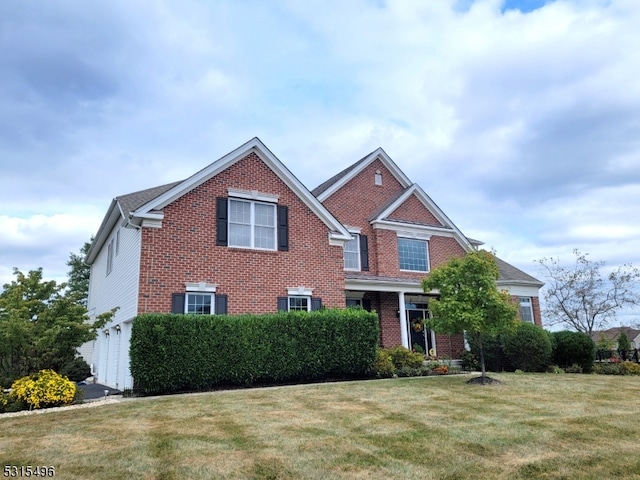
77,382,122,400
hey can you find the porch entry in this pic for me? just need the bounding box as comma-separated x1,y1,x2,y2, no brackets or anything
406,302,435,355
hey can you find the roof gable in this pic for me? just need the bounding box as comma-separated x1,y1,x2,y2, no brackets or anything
87,138,352,264
132,138,350,240
369,184,474,251
313,148,412,201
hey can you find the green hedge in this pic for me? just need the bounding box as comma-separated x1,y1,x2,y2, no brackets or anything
130,308,379,394
551,331,595,373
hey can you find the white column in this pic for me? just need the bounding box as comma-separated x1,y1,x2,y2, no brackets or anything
398,291,408,349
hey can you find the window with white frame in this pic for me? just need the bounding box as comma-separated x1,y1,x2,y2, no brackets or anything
229,199,276,250
186,293,214,315
106,238,115,275
288,296,310,311
398,238,429,272
344,235,360,270
520,297,534,323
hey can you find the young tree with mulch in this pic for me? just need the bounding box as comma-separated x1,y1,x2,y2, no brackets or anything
422,250,519,384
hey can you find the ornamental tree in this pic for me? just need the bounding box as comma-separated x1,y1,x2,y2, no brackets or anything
422,250,519,382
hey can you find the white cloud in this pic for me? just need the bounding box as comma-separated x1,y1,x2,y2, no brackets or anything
1,0,639,325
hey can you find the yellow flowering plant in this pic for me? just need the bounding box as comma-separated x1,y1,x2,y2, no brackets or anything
10,369,77,410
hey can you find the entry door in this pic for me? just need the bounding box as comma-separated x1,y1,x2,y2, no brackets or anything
407,309,434,354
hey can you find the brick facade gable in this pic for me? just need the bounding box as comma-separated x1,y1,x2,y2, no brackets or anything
137,152,345,315
386,193,444,226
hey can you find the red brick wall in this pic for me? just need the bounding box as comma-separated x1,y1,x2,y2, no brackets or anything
322,159,404,276
378,292,402,347
434,333,466,359
388,193,443,226
137,152,345,314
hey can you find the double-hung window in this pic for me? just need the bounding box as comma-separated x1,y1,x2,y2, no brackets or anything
398,237,429,272
520,297,534,323
229,199,276,250
344,235,360,270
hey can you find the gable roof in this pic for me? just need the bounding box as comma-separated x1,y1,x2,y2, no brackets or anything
312,147,412,200
87,138,352,264
590,327,640,343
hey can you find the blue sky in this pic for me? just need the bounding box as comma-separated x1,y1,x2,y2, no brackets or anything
1,0,638,326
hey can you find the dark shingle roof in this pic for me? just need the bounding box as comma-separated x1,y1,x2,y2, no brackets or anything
116,181,182,217
311,151,374,197
494,256,543,285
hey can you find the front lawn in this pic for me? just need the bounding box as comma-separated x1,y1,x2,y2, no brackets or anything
2,374,640,479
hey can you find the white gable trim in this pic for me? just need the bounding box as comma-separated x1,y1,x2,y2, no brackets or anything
316,148,412,201
370,184,474,251
131,137,352,245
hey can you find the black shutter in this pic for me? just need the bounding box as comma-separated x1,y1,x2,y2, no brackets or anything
277,297,289,312
171,293,185,314
360,234,369,271
277,205,289,251
215,294,228,314
216,197,228,246
311,297,322,311
362,298,371,312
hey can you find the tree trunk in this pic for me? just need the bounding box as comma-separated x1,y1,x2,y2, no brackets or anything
477,333,487,378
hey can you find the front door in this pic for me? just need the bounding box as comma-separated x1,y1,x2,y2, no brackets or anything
406,307,434,355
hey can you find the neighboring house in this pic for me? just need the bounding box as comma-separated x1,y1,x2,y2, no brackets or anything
591,327,640,350
84,138,543,390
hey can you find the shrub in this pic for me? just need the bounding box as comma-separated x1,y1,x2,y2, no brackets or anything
551,331,595,373
563,364,583,374
59,357,91,382
460,350,480,372
386,346,425,370
620,361,640,376
130,308,379,394
502,323,552,372
547,365,565,374
10,370,77,410
371,349,395,378
466,331,510,372
594,363,624,375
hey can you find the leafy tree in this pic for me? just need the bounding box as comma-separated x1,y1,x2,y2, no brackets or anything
66,238,93,306
617,331,632,360
422,250,519,382
0,268,113,385
537,250,640,335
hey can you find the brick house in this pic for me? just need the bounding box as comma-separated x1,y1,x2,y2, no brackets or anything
84,137,543,389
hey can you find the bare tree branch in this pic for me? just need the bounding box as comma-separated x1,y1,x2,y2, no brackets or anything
536,250,640,335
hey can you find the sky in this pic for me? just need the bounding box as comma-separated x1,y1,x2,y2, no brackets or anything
1,0,639,326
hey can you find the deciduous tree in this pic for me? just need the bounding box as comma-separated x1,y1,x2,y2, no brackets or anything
536,250,640,335
422,250,519,382
66,238,92,306
0,268,112,385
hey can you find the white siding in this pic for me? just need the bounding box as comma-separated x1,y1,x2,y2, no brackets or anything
86,223,141,389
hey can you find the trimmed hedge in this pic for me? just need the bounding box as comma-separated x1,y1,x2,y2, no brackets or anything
130,308,379,394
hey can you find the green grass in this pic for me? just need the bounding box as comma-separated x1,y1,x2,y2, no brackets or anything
2,374,640,479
